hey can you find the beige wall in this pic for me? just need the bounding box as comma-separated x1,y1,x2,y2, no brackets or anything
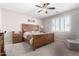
2,9,42,31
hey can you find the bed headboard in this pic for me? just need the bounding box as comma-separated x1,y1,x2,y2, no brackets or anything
22,24,39,33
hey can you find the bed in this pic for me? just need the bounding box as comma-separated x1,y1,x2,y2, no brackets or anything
22,24,54,50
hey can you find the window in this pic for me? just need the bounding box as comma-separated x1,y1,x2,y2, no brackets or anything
55,18,60,31
52,15,71,32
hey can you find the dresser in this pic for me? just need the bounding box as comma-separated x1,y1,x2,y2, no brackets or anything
0,33,5,56
12,32,23,44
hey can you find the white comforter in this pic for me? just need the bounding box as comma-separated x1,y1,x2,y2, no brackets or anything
23,31,44,44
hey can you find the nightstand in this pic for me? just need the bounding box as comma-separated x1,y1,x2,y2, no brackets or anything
12,31,23,44
0,33,5,56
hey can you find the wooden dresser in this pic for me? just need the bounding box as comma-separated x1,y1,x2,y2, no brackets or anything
12,32,23,44
0,33,5,56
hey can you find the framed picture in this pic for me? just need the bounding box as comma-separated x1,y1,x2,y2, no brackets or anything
28,19,35,22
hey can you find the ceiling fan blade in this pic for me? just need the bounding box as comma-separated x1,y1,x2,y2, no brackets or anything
43,3,50,7
37,10,42,13
35,5,42,8
43,3,46,7
48,7,55,9
45,11,48,14
46,3,50,6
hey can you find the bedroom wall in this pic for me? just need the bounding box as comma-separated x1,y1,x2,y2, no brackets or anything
2,9,42,31
1,8,42,44
42,7,79,39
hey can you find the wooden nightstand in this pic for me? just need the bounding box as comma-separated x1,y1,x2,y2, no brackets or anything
0,33,5,56
12,31,23,44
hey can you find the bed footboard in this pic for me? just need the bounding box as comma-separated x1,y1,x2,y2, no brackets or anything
32,33,54,50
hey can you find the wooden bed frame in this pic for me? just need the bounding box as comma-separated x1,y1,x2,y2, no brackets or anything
22,24,54,50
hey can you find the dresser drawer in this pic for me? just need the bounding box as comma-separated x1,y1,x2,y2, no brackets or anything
0,40,3,46
13,38,22,43
12,32,23,43
13,35,22,38
0,33,5,56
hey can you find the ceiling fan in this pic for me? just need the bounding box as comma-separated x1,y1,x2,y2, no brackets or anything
35,3,55,14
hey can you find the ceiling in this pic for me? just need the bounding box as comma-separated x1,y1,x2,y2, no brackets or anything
0,3,79,19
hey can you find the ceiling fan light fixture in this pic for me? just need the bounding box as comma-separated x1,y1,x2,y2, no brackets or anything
35,3,55,14
43,8,47,12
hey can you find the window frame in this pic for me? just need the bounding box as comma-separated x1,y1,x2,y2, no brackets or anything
52,15,71,32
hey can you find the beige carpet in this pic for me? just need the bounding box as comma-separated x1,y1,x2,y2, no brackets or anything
4,39,79,56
